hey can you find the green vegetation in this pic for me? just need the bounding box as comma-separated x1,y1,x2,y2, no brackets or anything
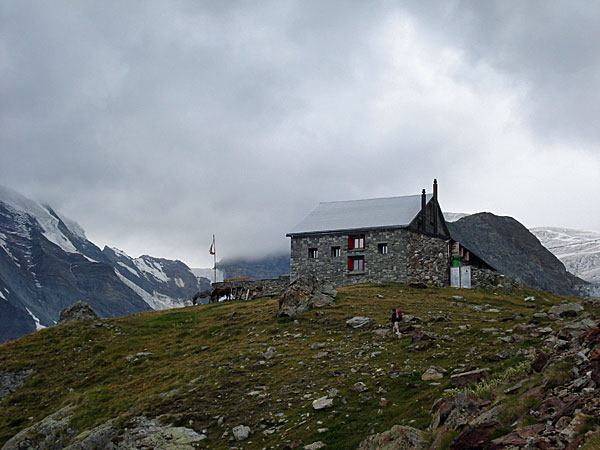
0,282,593,449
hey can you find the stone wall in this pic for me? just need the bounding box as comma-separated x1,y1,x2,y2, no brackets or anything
406,231,450,287
291,228,451,287
290,228,410,286
212,276,290,300
471,267,500,288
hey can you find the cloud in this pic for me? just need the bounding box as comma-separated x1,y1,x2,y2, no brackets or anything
1,1,599,267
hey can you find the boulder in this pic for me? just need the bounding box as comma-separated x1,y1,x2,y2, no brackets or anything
312,396,333,410
421,367,444,381
430,392,480,431
450,420,500,450
346,317,373,329
548,302,584,318
358,425,426,450
58,301,99,324
450,368,489,388
278,277,337,317
531,352,549,373
232,425,251,441
487,423,546,450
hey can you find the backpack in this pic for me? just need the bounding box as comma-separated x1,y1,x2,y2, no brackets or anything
392,308,402,321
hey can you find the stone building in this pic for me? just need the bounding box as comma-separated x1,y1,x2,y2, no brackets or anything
287,180,458,287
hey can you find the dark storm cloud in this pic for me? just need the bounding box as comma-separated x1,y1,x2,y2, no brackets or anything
1,1,598,267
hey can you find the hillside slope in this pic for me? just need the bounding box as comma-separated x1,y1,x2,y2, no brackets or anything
1,282,599,449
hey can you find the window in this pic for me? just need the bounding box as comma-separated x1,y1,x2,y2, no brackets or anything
348,234,365,249
348,256,364,271
378,243,388,254
331,246,341,257
308,248,318,259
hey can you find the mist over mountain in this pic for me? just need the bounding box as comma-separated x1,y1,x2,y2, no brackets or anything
0,185,209,342
217,254,290,281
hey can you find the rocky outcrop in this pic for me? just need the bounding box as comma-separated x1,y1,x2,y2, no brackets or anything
58,302,99,324
0,370,34,403
426,314,600,449
278,277,337,317
1,409,206,450
358,425,426,449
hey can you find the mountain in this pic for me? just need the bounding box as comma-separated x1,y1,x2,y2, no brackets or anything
217,253,290,280
0,185,210,343
445,212,600,291
530,227,600,285
446,212,587,296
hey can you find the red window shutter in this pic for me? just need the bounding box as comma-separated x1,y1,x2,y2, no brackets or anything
348,257,353,271
348,237,354,249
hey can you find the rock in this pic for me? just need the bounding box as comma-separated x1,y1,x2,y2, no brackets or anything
487,423,546,450
531,352,549,373
2,405,76,449
430,392,480,431
450,368,489,388
411,330,440,343
58,301,99,324
421,367,444,381
372,329,392,339
548,302,584,318
450,420,500,450
232,425,251,441
312,396,333,410
260,347,276,360
346,317,372,329
0,370,34,402
278,277,337,317
358,425,426,450
389,371,412,379
311,342,325,350
304,441,326,450
353,382,368,392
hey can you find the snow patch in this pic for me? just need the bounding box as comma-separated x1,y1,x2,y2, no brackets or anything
0,290,6,301
25,307,46,330
133,257,169,283
174,278,185,288
0,185,80,255
114,270,185,310
117,261,139,277
0,232,19,266
110,247,131,258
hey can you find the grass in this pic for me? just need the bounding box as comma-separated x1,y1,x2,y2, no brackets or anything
0,282,595,449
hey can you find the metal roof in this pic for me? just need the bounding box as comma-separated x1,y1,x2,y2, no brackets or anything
287,193,433,236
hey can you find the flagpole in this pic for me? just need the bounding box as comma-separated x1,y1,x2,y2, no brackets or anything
213,234,216,284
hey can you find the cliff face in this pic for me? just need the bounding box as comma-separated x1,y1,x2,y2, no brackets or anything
446,212,587,296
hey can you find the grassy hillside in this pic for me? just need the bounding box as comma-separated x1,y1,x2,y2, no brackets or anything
0,282,598,449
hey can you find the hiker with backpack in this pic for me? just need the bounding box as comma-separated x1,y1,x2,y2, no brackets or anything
391,308,402,335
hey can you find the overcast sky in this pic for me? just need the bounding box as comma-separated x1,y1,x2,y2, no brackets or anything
1,1,599,268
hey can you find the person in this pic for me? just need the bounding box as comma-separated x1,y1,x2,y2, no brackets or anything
391,308,402,335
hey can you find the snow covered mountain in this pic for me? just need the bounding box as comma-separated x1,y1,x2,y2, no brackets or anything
530,227,600,285
0,185,210,342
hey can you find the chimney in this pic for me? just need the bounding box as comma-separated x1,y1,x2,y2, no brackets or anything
433,179,438,235
421,189,426,232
